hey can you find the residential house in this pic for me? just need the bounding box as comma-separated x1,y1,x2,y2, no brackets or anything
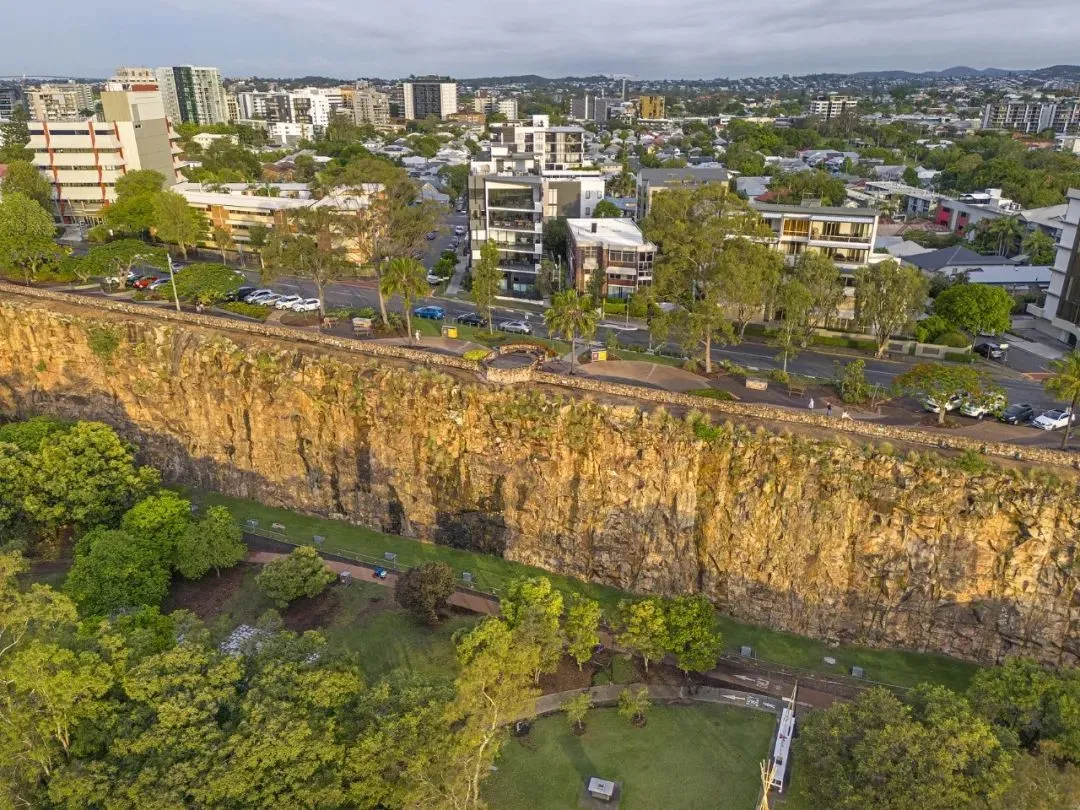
567,218,656,299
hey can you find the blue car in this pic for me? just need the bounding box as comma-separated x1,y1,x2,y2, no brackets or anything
413,306,444,320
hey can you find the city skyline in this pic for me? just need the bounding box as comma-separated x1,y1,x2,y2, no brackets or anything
1,0,1078,80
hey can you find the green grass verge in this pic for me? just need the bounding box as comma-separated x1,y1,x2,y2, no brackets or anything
686,387,736,401
608,348,688,368
199,491,981,691
483,705,774,810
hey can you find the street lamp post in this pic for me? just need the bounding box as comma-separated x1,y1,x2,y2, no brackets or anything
167,254,181,313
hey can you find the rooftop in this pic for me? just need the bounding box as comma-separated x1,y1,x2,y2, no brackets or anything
904,245,1016,272
754,202,879,218
566,218,655,249
639,167,729,184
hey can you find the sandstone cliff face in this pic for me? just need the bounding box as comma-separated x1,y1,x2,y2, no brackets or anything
1,297,1077,665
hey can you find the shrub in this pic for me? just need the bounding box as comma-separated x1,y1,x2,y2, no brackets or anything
813,335,878,352
945,352,976,363
687,388,735,401
912,314,954,344
255,545,334,608
65,528,171,615
603,300,627,316
935,331,971,348
563,692,593,733
462,348,490,362
85,324,122,362
220,301,271,321
769,368,790,384
618,686,651,726
682,357,703,373
394,561,456,625
835,359,871,404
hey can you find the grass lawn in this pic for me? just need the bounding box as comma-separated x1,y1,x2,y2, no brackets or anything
608,347,688,368
195,491,981,692
484,704,774,810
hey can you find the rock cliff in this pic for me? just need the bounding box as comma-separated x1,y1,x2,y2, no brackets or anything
1,295,1077,666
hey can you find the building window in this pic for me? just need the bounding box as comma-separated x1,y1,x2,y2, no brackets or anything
585,190,592,200
584,207,591,215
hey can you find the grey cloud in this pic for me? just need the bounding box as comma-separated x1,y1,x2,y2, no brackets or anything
0,0,1077,79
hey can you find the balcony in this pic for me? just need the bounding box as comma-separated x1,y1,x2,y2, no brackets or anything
488,216,541,232
809,229,872,246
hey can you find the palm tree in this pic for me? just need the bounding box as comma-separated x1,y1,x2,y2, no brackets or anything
544,289,600,375
1044,350,1080,449
380,256,430,342
986,217,1025,257
1022,229,1057,265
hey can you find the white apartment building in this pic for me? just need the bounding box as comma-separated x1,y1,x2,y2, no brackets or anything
402,77,457,119
981,100,1080,135
636,166,729,219
28,89,182,223
1029,188,1080,346
567,218,656,299
352,82,390,127
155,66,229,125
236,88,340,133
27,84,95,121
755,202,879,271
109,67,158,91
473,94,518,119
265,122,315,147
807,95,858,120
488,115,586,172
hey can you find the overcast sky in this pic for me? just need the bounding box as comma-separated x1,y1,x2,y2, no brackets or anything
2,0,1077,80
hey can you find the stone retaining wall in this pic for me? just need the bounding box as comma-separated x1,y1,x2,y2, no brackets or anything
3,283,1076,470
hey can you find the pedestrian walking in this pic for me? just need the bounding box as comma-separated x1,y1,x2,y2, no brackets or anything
826,402,833,417
808,397,815,410
414,329,421,343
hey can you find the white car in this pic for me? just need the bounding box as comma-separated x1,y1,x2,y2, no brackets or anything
289,298,321,312
454,225,466,235
256,294,284,306
960,394,1006,418
1033,409,1074,431
498,320,532,335
274,295,304,309
922,393,965,414
244,289,274,303
426,273,444,284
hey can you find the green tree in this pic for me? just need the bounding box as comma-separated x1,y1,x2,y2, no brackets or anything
102,192,158,237
2,160,52,211
0,553,78,662
617,686,651,726
380,255,430,341
395,561,456,625
0,416,70,453
1022,229,1058,265
616,598,668,674
794,251,844,329
969,657,1055,750
1043,351,1080,449
120,491,193,564
664,595,721,674
171,262,244,305
174,506,245,580
0,192,60,285
771,276,813,373
22,422,159,541
989,747,1080,810
836,359,872,403
563,691,593,734
115,169,167,199
152,191,206,260
564,595,602,670
65,528,172,615
796,685,1012,810
81,239,167,288
0,104,32,163
855,259,930,357
255,545,334,608
501,576,564,682
591,199,621,218
767,170,847,206
544,289,600,375
212,226,234,263
437,164,469,202
264,208,353,319
246,223,270,270
719,238,783,340
543,217,569,262
471,238,502,333
893,363,992,425
902,166,920,187
933,283,1014,335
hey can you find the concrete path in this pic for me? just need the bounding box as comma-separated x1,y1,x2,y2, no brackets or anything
445,254,468,296
527,683,782,720
372,335,482,356
578,360,712,393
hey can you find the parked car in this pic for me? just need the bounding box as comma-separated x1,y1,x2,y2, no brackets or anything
449,239,459,249
999,403,1035,425
425,231,437,240
243,289,274,303
274,295,304,309
256,294,284,306
132,276,161,290
290,298,321,312
453,225,465,235
455,312,487,327
498,320,532,335
148,278,171,291
960,394,1006,418
1033,409,1074,431
426,273,445,285
974,341,1007,360
228,286,257,302
413,305,445,320
922,393,965,414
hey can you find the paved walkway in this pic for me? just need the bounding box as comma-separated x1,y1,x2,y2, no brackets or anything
445,254,468,296
576,360,713,393
527,683,781,720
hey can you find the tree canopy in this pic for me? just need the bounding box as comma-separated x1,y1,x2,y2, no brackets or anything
933,283,1014,335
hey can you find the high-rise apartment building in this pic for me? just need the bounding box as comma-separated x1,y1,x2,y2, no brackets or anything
109,67,158,91
637,95,665,119
0,85,24,119
352,82,390,127
155,66,229,124
473,93,518,120
402,76,457,119
981,100,1080,135
28,88,182,223
1029,188,1080,344
807,94,858,120
488,115,586,172
236,88,341,134
27,84,95,121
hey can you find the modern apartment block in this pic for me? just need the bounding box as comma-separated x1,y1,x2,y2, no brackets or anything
981,100,1080,135
755,202,879,271
236,89,341,133
807,94,858,120
109,67,158,91
567,218,656,299
402,76,457,120
28,88,182,223
27,84,95,121
488,115,586,172
155,66,229,124
352,82,390,127
0,85,23,119
570,96,626,123
1029,188,1080,345
637,95,665,119
636,166,730,219
473,93,518,120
